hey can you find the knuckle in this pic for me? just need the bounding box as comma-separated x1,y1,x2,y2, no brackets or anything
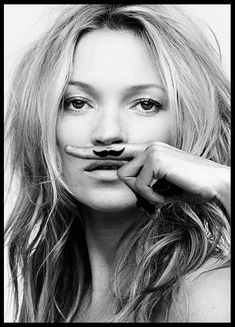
146,143,162,156
146,141,170,155
147,141,165,150
147,148,162,165
146,143,159,153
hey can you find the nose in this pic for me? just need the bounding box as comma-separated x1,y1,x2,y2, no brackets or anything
91,109,128,146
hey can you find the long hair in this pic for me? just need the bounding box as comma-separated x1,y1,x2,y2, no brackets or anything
4,4,230,322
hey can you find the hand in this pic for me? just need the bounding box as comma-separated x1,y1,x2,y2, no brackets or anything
65,142,230,216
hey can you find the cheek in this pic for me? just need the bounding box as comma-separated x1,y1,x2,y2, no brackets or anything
129,115,173,144
56,116,90,180
56,114,89,184
57,115,91,148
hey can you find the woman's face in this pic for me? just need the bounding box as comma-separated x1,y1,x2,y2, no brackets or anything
57,29,173,212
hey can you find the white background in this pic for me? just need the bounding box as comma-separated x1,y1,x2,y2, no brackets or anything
4,4,231,322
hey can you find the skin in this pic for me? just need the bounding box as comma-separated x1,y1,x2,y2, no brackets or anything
168,262,230,322
57,29,173,214
57,29,230,322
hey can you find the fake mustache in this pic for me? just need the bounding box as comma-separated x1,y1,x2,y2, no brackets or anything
93,148,125,158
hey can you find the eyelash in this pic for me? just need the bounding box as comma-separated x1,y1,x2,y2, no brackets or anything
63,96,92,113
131,98,163,115
63,97,163,115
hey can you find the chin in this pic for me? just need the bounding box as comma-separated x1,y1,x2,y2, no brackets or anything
72,187,138,213
87,200,137,213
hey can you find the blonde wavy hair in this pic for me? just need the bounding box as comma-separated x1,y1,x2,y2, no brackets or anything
4,4,230,322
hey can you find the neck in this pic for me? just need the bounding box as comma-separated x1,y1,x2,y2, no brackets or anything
79,205,141,294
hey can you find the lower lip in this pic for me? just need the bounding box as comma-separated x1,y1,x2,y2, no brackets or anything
85,169,120,181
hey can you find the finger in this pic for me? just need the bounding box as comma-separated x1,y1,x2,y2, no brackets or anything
117,155,146,197
134,163,165,204
117,151,147,178
118,156,165,204
65,145,104,159
64,142,150,159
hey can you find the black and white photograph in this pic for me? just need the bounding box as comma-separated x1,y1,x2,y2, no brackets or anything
4,4,231,323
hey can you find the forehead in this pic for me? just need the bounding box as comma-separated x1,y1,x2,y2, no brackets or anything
71,29,163,87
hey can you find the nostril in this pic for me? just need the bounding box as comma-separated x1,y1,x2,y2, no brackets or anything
113,140,124,144
94,139,124,146
91,120,128,146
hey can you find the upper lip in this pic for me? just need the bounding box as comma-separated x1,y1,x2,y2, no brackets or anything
84,160,127,171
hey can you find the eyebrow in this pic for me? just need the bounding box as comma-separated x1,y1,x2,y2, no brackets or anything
68,81,165,93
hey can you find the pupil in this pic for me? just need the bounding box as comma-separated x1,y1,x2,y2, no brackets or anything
73,100,84,109
141,101,153,110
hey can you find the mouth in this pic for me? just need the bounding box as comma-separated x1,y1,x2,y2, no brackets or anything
84,160,127,172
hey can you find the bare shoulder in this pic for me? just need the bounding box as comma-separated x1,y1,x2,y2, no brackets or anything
186,266,230,322
168,263,230,322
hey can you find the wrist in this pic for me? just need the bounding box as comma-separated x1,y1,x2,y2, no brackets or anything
215,166,231,218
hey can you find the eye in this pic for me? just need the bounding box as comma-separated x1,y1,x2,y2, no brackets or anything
131,98,163,114
63,96,92,113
